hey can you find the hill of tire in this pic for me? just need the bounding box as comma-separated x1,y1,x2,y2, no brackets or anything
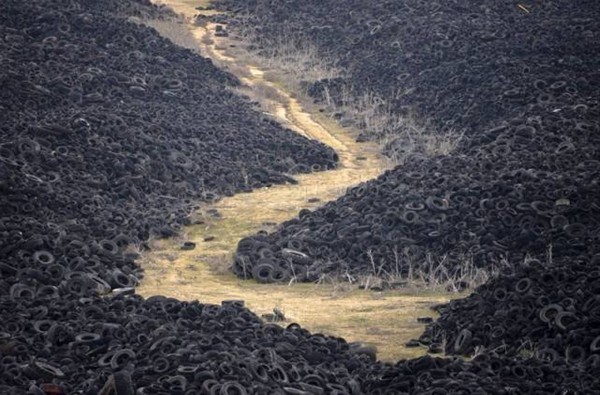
223,0,600,285
419,254,600,365
0,0,338,296
215,0,600,148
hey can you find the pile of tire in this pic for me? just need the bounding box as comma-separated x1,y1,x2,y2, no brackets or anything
0,294,371,393
419,254,600,364
3,293,599,394
215,0,600,147
360,354,600,394
0,0,338,296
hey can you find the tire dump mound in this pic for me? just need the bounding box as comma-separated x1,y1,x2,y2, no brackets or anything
420,255,600,364
224,0,600,284
0,0,338,294
216,0,600,150
3,295,599,394
218,0,600,384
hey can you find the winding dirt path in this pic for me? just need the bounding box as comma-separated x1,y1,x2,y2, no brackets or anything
138,0,452,361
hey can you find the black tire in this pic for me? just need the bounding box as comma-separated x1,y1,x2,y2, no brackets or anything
252,262,275,283
220,382,247,395
28,360,65,380
535,347,559,363
110,349,136,370
9,284,35,300
250,363,269,383
0,262,18,276
453,329,473,354
515,278,532,294
98,239,119,256
181,241,196,251
36,285,60,299
33,250,55,265
268,268,291,283
539,304,563,323
281,248,311,265
201,379,219,395
565,346,586,364
425,196,449,212
110,270,132,289
554,312,578,331
283,388,311,395
287,239,304,250
401,210,419,225
564,223,587,238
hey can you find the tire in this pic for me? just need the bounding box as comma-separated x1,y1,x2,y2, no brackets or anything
0,262,18,276
36,285,60,299
269,268,291,283
110,349,136,370
283,388,311,395
401,211,419,225
9,284,35,300
515,278,531,294
565,346,586,364
33,250,55,265
425,196,449,212
539,304,563,323
281,248,311,265
220,382,247,395
28,360,65,380
554,312,578,331
535,347,559,363
453,329,473,355
110,270,132,289
98,239,119,256
252,262,275,283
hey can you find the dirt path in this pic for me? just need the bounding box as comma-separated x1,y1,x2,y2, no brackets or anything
138,0,452,361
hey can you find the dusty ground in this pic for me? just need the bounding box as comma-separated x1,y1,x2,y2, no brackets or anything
139,0,454,361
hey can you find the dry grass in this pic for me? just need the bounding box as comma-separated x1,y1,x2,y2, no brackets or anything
141,17,199,51
331,88,465,164
248,31,344,84
129,6,200,52
217,19,463,164
356,251,506,293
